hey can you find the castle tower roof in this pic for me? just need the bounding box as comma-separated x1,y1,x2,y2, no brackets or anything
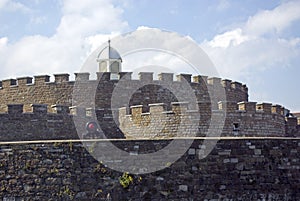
96,40,122,75
97,40,122,62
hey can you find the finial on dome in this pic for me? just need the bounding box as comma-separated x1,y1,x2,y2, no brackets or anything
97,39,122,76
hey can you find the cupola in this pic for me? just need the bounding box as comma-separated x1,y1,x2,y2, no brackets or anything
96,40,122,79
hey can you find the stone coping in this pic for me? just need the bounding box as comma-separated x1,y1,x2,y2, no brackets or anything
1,136,300,145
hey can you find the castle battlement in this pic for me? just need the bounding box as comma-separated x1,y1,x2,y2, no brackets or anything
0,72,248,92
120,101,288,118
0,73,73,88
0,103,78,141
0,71,298,140
0,72,249,114
5,103,70,115
119,101,299,138
0,41,299,200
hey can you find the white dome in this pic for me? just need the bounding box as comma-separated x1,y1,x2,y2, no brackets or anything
97,41,122,62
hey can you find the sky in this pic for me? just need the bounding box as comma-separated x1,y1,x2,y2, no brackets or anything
0,0,299,111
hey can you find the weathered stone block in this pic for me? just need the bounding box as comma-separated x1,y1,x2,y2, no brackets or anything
238,101,256,112
17,77,33,86
34,75,50,85
8,104,23,114
75,72,90,81
158,73,173,82
149,103,166,113
31,104,47,114
119,72,132,80
256,103,272,114
193,75,208,84
176,74,191,83
138,72,153,82
54,73,69,83
207,77,221,85
178,185,188,192
51,104,70,114
2,79,17,88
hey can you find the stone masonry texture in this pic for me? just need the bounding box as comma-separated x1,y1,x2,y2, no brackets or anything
0,72,299,139
0,71,300,200
0,139,299,200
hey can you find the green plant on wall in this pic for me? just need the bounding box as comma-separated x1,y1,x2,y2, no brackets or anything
94,162,107,174
53,141,62,147
58,185,74,199
24,161,31,170
0,181,6,191
68,141,73,152
88,142,97,154
48,167,59,174
119,172,133,188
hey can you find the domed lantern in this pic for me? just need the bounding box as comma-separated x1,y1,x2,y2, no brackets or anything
96,40,122,79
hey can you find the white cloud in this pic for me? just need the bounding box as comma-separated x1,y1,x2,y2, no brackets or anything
82,28,217,79
201,1,300,110
245,0,300,36
136,26,153,31
0,0,8,9
85,32,121,55
202,1,300,79
207,28,249,48
56,0,128,37
0,0,30,12
0,0,128,79
0,37,8,48
203,36,299,77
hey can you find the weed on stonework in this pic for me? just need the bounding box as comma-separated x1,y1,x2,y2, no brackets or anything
119,172,133,188
118,172,143,189
58,185,74,199
68,141,73,152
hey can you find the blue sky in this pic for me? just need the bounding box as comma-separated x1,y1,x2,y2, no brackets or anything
0,0,299,111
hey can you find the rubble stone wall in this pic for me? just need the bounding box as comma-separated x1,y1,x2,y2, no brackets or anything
0,139,299,200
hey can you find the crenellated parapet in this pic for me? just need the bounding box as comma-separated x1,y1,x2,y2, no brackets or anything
0,72,249,114
218,101,289,136
217,101,292,137
119,102,200,139
0,104,78,141
0,72,248,92
0,103,122,141
0,74,71,88
119,101,296,138
0,73,76,112
1,71,299,139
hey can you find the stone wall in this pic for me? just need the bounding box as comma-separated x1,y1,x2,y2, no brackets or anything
119,101,294,138
0,101,298,142
0,103,128,141
0,72,249,113
0,74,74,112
0,104,77,141
0,71,298,140
0,139,299,200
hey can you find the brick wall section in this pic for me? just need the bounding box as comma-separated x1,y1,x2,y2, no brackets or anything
0,139,299,200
